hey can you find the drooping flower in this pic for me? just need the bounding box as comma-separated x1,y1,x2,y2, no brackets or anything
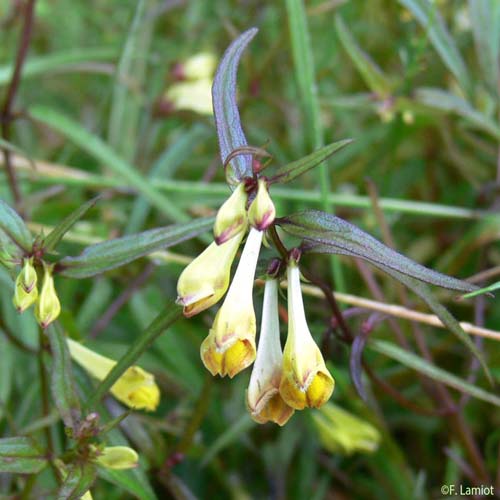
312,402,380,455
12,257,38,312
176,230,245,317
248,178,275,230
35,263,60,328
67,339,160,411
279,256,334,409
246,279,294,425
213,182,248,244
201,228,263,377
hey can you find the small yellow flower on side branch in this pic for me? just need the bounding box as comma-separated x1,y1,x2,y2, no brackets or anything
165,78,214,115
95,446,139,470
201,227,263,378
67,339,160,411
247,279,294,426
312,402,381,455
213,183,248,244
176,230,245,317
248,178,275,231
35,263,60,328
279,255,334,409
12,257,38,312
182,52,217,80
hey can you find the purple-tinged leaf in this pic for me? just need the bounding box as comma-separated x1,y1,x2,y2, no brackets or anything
279,210,477,293
0,200,32,251
58,462,96,500
212,28,258,186
271,139,352,184
350,325,373,403
0,437,47,474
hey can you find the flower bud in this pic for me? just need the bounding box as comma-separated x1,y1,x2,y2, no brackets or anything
248,178,275,230
35,263,60,328
246,279,294,426
312,402,380,455
12,258,38,312
279,260,334,409
176,230,245,317
96,446,138,470
213,183,248,244
67,339,160,411
201,228,263,378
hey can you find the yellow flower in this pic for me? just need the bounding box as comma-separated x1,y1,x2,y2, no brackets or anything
35,263,60,328
96,446,139,470
312,402,381,455
12,258,38,312
165,78,213,115
246,279,294,426
213,183,248,244
176,230,245,317
248,178,275,230
182,52,216,80
67,339,160,411
279,259,334,409
201,228,263,378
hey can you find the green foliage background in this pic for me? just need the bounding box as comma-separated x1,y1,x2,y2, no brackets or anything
0,0,499,498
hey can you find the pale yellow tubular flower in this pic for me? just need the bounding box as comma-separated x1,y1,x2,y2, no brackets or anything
95,446,138,470
312,402,381,455
165,78,213,115
246,279,294,426
176,230,245,317
279,260,334,410
67,339,160,411
248,178,276,230
213,183,248,244
35,263,60,328
201,228,263,378
12,258,38,312
183,52,216,80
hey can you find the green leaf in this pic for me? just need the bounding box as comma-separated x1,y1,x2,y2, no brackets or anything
57,462,97,500
335,15,394,97
398,0,470,92
0,200,32,251
98,467,157,500
29,106,191,224
0,437,47,474
272,140,352,184
461,281,500,299
43,197,100,253
370,340,500,406
280,210,477,292
85,299,182,409
415,87,500,140
59,216,213,278
46,324,82,430
212,28,258,185
468,0,500,94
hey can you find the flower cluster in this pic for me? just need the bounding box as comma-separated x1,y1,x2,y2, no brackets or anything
12,258,61,328
177,181,334,425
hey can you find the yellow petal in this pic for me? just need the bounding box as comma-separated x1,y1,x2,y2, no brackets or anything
35,263,60,328
96,446,138,470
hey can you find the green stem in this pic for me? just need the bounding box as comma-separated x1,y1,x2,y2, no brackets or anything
85,301,182,410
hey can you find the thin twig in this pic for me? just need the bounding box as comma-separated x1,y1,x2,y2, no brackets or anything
1,0,37,210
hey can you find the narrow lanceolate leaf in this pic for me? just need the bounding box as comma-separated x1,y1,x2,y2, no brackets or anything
0,437,47,474
335,16,393,98
271,140,352,184
398,0,470,92
47,324,82,430
415,87,500,140
57,462,96,500
59,217,213,278
469,0,500,95
370,340,500,407
212,27,258,186
279,210,477,292
461,281,500,300
43,197,100,252
0,200,32,251
98,468,158,500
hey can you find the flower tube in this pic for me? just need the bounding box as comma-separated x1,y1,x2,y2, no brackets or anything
247,279,294,425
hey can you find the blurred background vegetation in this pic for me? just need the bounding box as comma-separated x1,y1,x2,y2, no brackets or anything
0,0,499,498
